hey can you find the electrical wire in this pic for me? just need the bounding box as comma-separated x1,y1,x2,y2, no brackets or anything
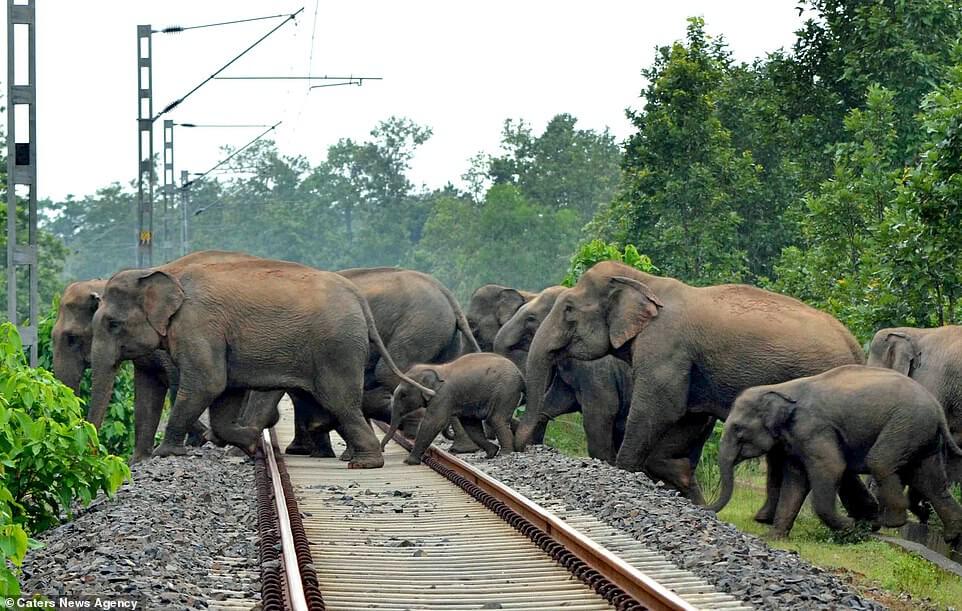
154,13,292,34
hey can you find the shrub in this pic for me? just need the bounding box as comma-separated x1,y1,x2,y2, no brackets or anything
0,323,129,595
562,240,657,287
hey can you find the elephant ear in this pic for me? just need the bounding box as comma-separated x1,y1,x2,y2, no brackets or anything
87,291,102,312
496,289,526,325
761,391,797,437
417,369,445,403
606,276,663,350
137,270,185,337
884,332,920,376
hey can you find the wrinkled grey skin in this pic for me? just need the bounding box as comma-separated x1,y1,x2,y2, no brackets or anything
88,257,435,467
381,353,525,465
466,284,537,353
867,326,962,521
712,365,962,543
284,267,482,459
522,261,870,527
495,285,715,503
55,252,263,461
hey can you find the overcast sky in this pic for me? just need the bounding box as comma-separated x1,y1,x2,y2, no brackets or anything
2,1,805,201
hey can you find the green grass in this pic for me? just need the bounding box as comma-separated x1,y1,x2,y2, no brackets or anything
540,420,962,608
716,473,962,609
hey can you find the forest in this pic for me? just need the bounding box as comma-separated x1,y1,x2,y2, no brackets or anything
4,0,962,344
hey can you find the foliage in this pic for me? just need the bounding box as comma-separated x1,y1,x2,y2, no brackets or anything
593,18,759,286
561,240,656,287
34,298,135,457
0,323,129,594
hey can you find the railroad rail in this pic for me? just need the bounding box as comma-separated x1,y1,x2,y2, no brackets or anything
254,403,749,610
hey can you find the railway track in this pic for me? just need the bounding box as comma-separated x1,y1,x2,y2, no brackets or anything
253,403,752,611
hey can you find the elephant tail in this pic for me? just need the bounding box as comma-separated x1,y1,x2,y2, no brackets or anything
350,285,438,398
939,417,962,456
437,282,481,353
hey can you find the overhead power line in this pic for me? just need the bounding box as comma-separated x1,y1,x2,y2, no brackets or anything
215,75,382,81
154,7,304,120
154,13,293,34
184,121,282,192
176,123,273,128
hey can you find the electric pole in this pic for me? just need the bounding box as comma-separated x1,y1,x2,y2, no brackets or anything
180,169,189,256
6,0,39,365
136,25,154,267
162,119,174,262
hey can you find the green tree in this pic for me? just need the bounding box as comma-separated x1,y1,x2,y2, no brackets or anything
593,18,758,285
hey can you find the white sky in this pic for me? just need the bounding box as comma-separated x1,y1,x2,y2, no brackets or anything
2,1,805,201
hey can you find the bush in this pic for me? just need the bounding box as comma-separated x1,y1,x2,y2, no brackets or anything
35,297,136,457
0,323,129,595
562,240,657,287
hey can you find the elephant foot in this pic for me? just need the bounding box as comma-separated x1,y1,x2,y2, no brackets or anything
311,446,336,459
128,451,151,465
204,430,227,447
484,448,499,459
449,441,481,454
348,453,385,469
285,442,312,456
152,442,187,458
880,507,908,529
767,527,790,540
225,445,250,458
339,447,355,462
404,455,422,466
753,506,776,525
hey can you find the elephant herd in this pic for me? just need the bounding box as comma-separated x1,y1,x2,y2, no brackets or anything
51,251,962,545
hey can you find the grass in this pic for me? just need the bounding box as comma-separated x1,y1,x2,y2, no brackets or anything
541,419,962,609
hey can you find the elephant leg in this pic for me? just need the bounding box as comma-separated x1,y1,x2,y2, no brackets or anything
644,455,696,499
528,419,549,445
310,429,336,458
208,389,261,455
131,366,167,463
462,417,500,458
448,417,482,453
769,458,810,538
838,472,880,522
407,406,449,465
906,453,962,545
313,362,383,469
488,407,515,456
286,392,323,455
186,418,209,447
803,442,853,532
873,474,908,528
755,445,786,524
615,362,690,472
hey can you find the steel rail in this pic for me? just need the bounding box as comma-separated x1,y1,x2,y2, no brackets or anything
262,429,310,611
374,422,698,611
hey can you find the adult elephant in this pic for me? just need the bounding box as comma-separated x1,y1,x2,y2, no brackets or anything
495,285,714,502
54,251,263,460
520,261,871,527
867,326,962,517
284,267,482,457
87,257,434,467
466,284,537,352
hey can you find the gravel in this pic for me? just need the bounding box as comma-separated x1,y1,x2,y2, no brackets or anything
458,445,888,611
19,445,259,609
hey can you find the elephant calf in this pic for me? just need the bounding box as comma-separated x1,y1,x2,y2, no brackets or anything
712,365,962,544
381,353,525,465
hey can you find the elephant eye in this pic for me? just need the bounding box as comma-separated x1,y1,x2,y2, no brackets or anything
107,318,122,332
65,333,79,347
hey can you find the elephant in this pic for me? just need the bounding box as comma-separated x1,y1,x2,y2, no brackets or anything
87,256,435,467
380,353,525,465
283,267,482,458
867,326,962,520
520,261,872,530
496,285,715,503
710,365,962,543
466,284,537,353
53,251,263,460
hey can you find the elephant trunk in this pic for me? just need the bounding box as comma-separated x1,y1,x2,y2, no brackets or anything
52,348,85,394
514,323,559,451
87,339,120,429
493,323,523,357
709,430,740,513
380,394,402,451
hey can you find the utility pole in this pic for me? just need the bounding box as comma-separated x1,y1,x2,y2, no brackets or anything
162,119,174,262
6,0,39,365
180,169,189,256
136,25,154,267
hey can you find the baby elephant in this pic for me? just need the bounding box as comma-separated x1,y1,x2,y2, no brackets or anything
711,365,962,543
380,353,525,465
